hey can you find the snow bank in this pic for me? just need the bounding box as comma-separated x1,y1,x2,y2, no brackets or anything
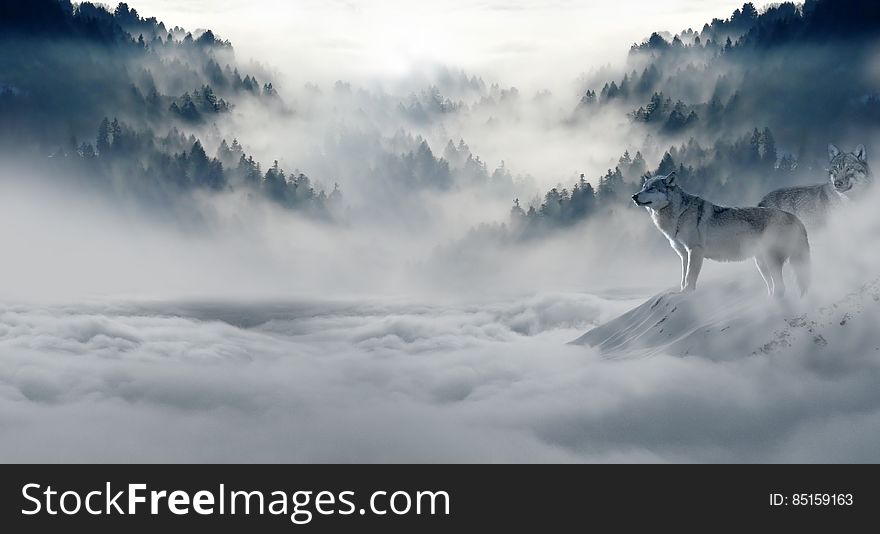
573,273,880,361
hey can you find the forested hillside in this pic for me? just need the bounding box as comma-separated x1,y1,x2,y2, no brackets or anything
0,0,336,215
511,0,880,237
3,0,878,236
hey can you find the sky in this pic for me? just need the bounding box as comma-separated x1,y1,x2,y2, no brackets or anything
129,0,751,91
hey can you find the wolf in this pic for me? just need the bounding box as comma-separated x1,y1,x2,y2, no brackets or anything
632,172,810,297
758,144,872,227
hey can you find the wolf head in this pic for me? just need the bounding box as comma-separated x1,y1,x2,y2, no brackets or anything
828,144,871,193
632,172,677,209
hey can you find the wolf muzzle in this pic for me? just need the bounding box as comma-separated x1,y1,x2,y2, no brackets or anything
632,194,648,206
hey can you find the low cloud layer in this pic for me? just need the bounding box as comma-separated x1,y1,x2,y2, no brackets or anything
2,135,879,464
2,279,879,463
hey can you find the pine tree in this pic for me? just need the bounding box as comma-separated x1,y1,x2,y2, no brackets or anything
187,140,211,186
217,139,231,161
201,85,219,111
510,198,526,226
645,92,666,121
749,128,762,165
618,74,630,98
541,187,563,219
579,89,597,107
237,154,261,186
606,81,619,100
657,152,676,175
631,151,647,178
263,160,287,203
737,2,758,23
596,168,625,202
664,101,689,131
78,142,96,159
707,94,723,124
109,118,122,151
761,127,777,168
96,117,111,155
618,150,632,170
230,138,243,158
328,182,342,208
636,64,659,95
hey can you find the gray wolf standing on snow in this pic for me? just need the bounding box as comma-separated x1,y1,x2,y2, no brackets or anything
759,144,872,227
632,172,811,297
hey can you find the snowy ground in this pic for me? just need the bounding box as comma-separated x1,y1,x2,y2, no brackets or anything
576,275,880,361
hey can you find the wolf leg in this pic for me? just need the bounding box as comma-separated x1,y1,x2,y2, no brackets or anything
754,255,774,296
768,255,786,298
682,247,704,292
670,240,687,290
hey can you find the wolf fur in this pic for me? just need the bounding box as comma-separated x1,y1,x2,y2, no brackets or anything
633,172,811,297
758,144,872,227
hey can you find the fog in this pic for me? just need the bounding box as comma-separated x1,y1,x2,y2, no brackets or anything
2,197,880,462
3,145,879,463
130,0,748,92
126,0,750,192
0,164,676,301
2,0,880,462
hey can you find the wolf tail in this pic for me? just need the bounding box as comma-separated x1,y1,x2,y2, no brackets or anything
791,223,811,296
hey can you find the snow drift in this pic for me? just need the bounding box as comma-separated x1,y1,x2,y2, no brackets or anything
573,274,880,362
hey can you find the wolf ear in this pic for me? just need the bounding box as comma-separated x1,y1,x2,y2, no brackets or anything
828,143,841,161
854,144,867,162
665,171,677,185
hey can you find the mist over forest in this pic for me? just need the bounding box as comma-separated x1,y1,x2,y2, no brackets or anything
2,0,880,462
3,1,878,268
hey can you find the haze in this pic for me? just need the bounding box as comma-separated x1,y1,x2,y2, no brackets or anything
130,0,748,91
4,0,880,464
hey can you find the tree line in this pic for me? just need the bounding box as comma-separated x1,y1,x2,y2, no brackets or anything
51,116,339,217
576,0,880,149
509,126,822,238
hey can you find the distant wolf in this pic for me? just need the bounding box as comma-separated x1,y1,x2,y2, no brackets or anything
759,144,872,227
632,172,810,297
